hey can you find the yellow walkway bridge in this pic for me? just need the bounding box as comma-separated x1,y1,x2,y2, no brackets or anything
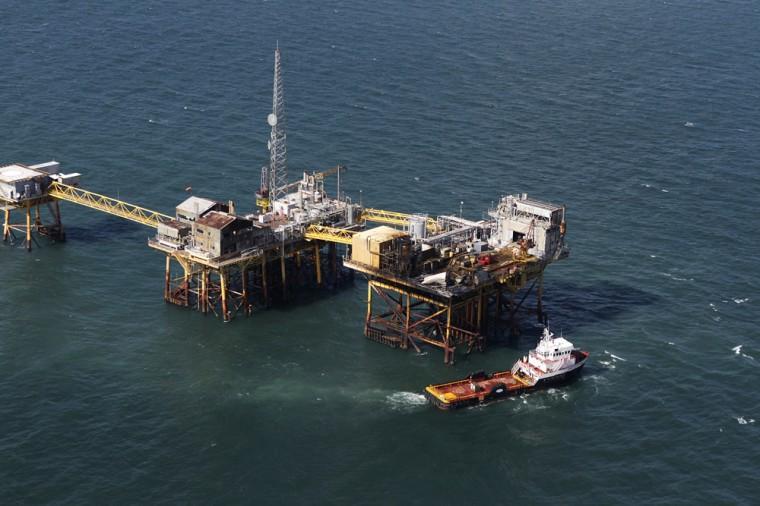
46,182,434,245
48,181,172,228
361,208,438,232
303,224,356,245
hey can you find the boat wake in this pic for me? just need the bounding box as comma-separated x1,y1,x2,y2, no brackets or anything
660,272,694,282
599,350,628,370
385,391,428,411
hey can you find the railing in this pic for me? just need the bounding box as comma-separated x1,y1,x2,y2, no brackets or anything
360,208,438,232
304,224,356,245
48,181,172,228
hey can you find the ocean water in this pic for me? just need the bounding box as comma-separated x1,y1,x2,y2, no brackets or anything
2,0,759,503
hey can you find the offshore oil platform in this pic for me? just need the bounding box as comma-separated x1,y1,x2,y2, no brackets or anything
1,48,568,363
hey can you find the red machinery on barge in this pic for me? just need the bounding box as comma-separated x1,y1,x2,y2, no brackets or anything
425,327,589,410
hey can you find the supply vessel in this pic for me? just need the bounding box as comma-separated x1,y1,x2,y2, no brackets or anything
425,327,589,410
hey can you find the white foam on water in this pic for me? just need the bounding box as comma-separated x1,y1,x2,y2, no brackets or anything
736,417,755,425
709,303,718,312
661,189,669,193
650,254,657,258
660,272,694,282
684,121,695,127
667,342,675,346
610,354,627,362
386,391,427,411
733,298,749,304
732,345,742,354
641,183,652,188
741,354,755,361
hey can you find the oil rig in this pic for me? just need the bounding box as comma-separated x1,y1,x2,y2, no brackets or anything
1,48,568,364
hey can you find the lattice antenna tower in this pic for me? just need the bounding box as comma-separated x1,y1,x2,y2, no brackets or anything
267,45,288,202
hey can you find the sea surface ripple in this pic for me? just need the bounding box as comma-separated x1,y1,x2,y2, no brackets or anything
1,0,759,504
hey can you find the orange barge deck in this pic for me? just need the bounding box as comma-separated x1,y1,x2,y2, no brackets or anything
424,370,531,410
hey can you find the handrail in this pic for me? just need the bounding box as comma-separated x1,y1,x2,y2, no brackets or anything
48,181,172,228
304,224,356,245
360,207,438,232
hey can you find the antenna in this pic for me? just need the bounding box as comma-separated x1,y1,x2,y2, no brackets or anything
268,46,288,202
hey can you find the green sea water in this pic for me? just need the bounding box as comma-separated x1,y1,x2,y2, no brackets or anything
2,0,759,503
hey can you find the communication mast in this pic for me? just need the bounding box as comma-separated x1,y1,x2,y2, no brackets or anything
267,45,288,203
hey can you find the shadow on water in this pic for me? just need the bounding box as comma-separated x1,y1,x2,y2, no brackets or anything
487,279,659,351
64,216,149,243
545,279,659,331
265,276,355,313
0,219,143,252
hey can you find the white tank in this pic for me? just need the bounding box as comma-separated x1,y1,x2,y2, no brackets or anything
409,214,427,240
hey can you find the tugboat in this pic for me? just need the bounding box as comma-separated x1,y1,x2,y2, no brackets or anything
425,327,589,410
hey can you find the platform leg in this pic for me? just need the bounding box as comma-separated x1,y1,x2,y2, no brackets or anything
241,266,251,316
164,256,171,301
280,247,287,300
314,244,322,286
200,268,208,313
329,242,337,286
53,200,65,241
25,203,32,251
365,281,373,331
444,303,453,364
220,269,230,321
3,207,9,242
34,204,41,229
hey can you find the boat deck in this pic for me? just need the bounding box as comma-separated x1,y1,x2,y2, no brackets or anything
425,370,531,408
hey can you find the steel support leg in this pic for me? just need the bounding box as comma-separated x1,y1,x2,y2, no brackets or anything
2,208,9,242
314,244,322,286
220,269,230,321
25,203,32,251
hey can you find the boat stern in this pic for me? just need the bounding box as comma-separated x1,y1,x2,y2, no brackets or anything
424,385,458,410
